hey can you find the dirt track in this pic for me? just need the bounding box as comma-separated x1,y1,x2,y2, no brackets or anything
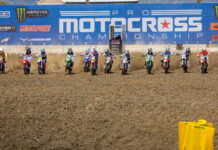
0,53,218,150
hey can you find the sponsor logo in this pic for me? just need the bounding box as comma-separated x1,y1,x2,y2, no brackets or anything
212,35,218,41
59,9,203,41
0,25,16,32
15,7,49,22
214,5,218,19
59,17,202,33
20,38,52,42
210,23,218,30
0,11,10,18
20,25,51,32
0,38,10,43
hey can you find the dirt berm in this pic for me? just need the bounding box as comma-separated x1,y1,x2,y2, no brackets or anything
0,53,218,150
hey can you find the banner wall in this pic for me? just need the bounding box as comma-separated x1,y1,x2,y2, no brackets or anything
0,3,218,45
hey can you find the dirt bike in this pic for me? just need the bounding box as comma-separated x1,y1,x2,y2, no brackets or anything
90,55,97,76
65,55,73,74
145,54,153,74
83,56,90,72
121,57,129,75
37,57,46,74
162,55,170,74
181,56,188,73
199,55,208,74
21,55,31,74
104,56,113,74
0,56,5,74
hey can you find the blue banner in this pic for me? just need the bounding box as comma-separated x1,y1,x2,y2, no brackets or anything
0,3,217,45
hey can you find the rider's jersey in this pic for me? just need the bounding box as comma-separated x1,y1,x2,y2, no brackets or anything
0,51,7,62
66,53,75,62
92,51,99,62
160,50,173,56
160,50,173,60
198,50,209,56
103,51,113,57
144,52,156,56
82,51,91,58
26,51,31,55
120,53,131,58
84,51,90,56
120,53,131,63
144,52,156,61
36,53,47,61
179,51,191,59
22,54,32,62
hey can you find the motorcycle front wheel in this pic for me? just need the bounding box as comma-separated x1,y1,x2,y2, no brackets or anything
24,66,30,74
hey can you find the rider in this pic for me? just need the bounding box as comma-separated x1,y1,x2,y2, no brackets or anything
35,48,47,67
66,48,75,67
197,48,209,63
120,50,131,70
143,48,156,68
160,47,173,67
91,46,99,70
20,47,32,68
84,47,91,56
0,48,7,71
81,47,91,58
178,48,191,67
103,48,114,64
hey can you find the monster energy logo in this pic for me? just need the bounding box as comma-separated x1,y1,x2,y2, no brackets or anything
15,7,49,23
214,5,218,19
15,7,27,22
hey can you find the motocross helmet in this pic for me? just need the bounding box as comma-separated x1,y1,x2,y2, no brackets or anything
125,50,129,55
186,48,190,53
67,48,73,54
40,48,45,54
86,48,90,53
202,48,206,52
166,47,170,52
148,48,152,54
104,48,109,53
0,48,3,53
26,47,31,54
